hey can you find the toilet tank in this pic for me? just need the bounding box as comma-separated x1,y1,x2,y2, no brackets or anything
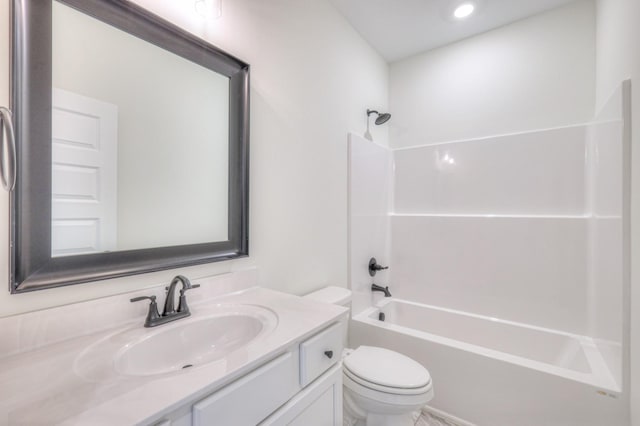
304,286,351,349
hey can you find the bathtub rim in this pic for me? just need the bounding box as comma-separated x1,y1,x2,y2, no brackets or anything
353,297,620,393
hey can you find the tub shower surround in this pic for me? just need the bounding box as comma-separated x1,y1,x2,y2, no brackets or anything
347,82,630,425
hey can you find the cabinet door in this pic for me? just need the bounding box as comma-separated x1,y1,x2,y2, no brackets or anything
193,352,298,426
288,386,336,426
260,364,342,426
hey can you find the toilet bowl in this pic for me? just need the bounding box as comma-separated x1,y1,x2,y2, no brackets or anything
304,287,434,426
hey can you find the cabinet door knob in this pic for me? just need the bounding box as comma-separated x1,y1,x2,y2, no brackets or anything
324,350,333,359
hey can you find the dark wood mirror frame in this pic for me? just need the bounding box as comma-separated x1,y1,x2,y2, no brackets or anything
9,0,250,293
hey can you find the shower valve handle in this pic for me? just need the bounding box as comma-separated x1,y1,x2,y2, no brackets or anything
368,257,389,276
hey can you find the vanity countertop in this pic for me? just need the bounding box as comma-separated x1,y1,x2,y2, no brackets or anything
0,286,347,425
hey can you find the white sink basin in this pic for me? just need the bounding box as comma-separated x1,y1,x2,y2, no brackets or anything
116,314,266,376
75,304,278,381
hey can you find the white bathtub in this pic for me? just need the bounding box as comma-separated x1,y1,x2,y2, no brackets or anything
350,298,627,426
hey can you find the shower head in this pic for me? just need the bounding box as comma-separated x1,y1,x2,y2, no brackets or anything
364,108,391,141
367,109,391,125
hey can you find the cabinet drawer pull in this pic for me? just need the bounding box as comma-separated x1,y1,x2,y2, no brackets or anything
324,350,333,359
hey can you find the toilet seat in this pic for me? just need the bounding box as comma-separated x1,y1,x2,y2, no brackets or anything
343,369,434,410
343,346,432,396
343,367,433,396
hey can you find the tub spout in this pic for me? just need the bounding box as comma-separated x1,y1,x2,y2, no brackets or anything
371,283,392,297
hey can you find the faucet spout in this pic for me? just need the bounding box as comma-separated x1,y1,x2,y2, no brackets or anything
163,275,194,316
162,275,200,317
131,275,200,327
371,283,392,297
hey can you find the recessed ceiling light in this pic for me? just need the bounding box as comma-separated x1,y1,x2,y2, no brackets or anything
453,3,475,19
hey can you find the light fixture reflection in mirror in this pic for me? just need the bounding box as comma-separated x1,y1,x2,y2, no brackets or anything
195,0,222,19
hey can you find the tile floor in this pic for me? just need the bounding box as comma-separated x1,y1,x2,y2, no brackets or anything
415,410,461,426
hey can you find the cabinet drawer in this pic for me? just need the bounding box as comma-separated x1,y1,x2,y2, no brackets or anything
299,322,343,387
192,352,298,425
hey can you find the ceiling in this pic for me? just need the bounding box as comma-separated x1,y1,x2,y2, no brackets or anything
329,0,578,62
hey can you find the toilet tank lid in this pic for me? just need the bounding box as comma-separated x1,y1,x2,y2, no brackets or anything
304,286,352,305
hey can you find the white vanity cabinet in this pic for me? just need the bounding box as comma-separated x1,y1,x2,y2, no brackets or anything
261,321,344,426
155,320,344,426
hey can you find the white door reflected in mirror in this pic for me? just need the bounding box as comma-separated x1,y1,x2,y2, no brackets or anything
52,89,118,257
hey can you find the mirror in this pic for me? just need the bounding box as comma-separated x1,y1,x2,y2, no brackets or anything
51,1,230,255
10,0,249,292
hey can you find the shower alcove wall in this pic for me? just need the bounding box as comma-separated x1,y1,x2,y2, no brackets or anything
347,82,630,425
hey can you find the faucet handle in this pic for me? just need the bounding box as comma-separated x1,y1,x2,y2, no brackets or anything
130,295,156,303
130,295,161,328
177,284,201,314
180,283,201,296
368,257,389,276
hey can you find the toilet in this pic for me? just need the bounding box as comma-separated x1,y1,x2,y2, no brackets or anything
304,286,434,426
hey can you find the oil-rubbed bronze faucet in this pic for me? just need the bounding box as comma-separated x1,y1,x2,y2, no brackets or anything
371,283,392,297
130,275,200,327
368,257,389,276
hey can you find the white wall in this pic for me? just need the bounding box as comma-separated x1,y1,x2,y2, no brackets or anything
594,1,640,423
595,0,635,111
389,0,595,148
0,0,389,317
